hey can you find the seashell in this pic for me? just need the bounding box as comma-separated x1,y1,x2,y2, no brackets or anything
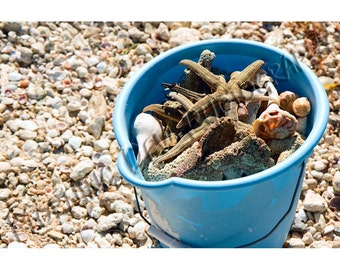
59,164,71,173
55,120,69,132
253,102,298,140
279,90,298,113
4,88,14,97
133,113,164,164
80,98,89,110
91,152,102,164
16,89,28,104
292,97,311,117
253,81,298,140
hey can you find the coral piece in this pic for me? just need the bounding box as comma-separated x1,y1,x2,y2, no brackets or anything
267,132,306,163
181,49,216,94
140,116,273,182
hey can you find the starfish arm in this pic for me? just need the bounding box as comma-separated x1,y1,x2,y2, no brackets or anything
162,82,206,101
176,93,223,128
230,59,265,86
179,59,226,91
143,104,183,122
167,91,194,111
153,116,217,164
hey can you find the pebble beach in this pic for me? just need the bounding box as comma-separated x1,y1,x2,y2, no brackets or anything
0,21,340,249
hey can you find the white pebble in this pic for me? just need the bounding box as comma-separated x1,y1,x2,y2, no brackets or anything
287,238,305,248
22,140,38,153
93,139,110,151
7,242,27,248
310,170,324,180
18,120,38,131
96,62,107,73
50,96,63,109
16,130,37,140
88,205,103,219
81,229,96,244
68,136,82,150
0,188,11,200
81,145,94,157
5,119,20,132
71,206,88,219
76,66,88,78
313,160,328,171
47,129,60,138
8,72,22,81
22,160,38,170
323,224,334,235
70,159,94,181
96,213,124,232
0,162,12,173
61,222,75,234
93,236,111,248
303,190,328,213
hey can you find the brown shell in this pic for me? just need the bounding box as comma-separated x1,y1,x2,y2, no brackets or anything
279,91,298,113
253,107,298,140
292,97,311,117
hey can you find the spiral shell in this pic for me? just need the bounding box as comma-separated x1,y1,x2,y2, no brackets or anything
253,103,298,140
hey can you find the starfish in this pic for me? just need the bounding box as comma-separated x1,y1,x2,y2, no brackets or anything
142,59,276,165
176,59,276,129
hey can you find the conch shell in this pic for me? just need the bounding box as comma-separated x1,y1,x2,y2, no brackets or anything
253,102,298,140
133,113,164,164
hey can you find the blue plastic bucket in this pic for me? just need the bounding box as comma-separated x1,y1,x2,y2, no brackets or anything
113,39,329,248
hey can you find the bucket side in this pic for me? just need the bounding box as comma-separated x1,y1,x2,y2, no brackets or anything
141,159,306,247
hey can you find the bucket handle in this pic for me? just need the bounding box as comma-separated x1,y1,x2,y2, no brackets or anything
117,147,145,185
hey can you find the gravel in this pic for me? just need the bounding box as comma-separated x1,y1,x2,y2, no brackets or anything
0,21,339,249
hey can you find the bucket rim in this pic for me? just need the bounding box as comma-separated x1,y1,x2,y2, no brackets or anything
113,38,329,190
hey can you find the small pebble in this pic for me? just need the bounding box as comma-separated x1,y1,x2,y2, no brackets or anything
61,222,75,234
96,213,124,232
68,136,82,150
70,159,94,181
71,206,88,219
313,160,328,171
332,171,340,194
7,242,27,248
303,190,328,213
81,229,96,244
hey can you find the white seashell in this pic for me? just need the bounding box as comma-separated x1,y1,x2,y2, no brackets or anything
133,113,164,164
53,183,66,198
55,120,69,132
91,152,102,164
